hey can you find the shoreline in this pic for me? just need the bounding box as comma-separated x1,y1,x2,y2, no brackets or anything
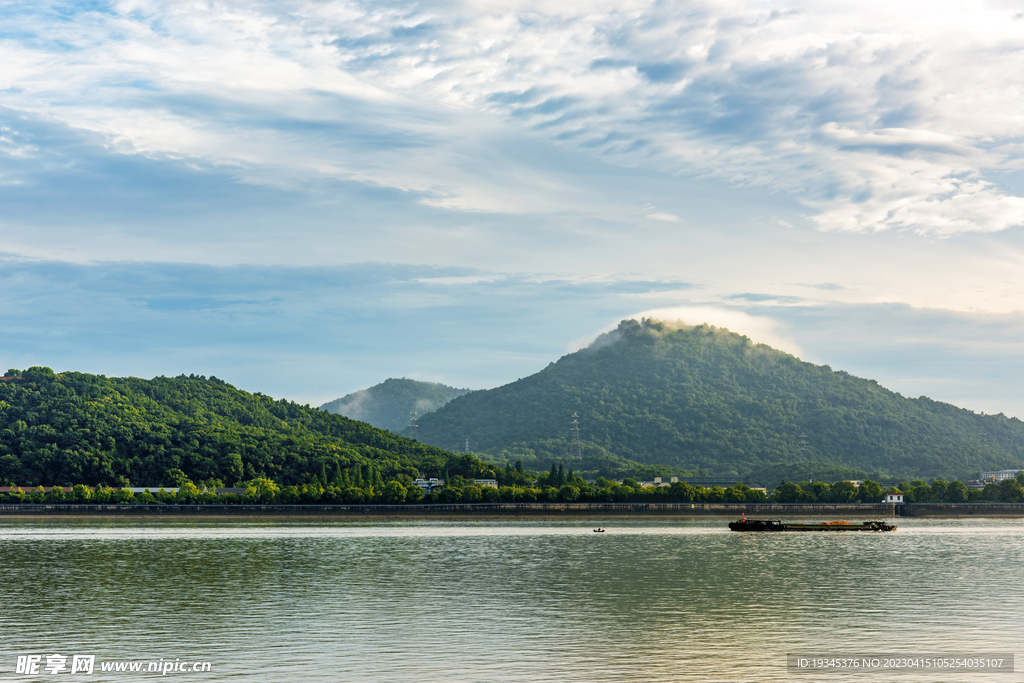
1,502,1023,518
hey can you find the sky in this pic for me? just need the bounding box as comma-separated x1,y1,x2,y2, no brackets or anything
1,0,1023,417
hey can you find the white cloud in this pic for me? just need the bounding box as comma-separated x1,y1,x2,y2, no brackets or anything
570,305,805,358
629,306,805,358
645,212,681,222
2,0,1023,237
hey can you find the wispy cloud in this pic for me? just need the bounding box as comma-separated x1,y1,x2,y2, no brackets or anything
2,0,1022,237
645,212,681,222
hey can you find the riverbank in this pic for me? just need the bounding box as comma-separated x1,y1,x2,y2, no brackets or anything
2,502,1024,517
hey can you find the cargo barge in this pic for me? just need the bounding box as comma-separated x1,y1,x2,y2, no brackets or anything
728,519,896,532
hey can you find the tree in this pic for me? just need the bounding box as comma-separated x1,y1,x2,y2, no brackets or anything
440,486,463,503
857,480,883,503
999,478,1024,503
724,483,748,503
45,486,66,503
381,481,407,504
114,488,135,504
774,481,803,503
244,477,280,503
300,483,324,503
910,484,933,503
829,481,858,503
71,484,91,503
462,485,482,503
946,480,969,503
342,487,366,504
167,469,192,488
558,484,580,502
405,484,424,504
22,366,56,382
982,483,1001,502
176,481,201,502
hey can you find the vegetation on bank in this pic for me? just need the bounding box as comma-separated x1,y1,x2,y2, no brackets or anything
773,472,1024,504
0,476,770,505
5,463,1021,507
406,319,1024,480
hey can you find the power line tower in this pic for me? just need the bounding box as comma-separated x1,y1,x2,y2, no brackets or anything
465,438,470,454
570,412,584,462
798,433,809,460
979,430,989,470
407,411,418,441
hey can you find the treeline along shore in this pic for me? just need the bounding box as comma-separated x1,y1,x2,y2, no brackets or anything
3,502,1024,517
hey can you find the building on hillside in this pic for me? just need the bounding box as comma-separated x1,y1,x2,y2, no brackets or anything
979,470,1023,482
472,479,498,488
412,478,444,493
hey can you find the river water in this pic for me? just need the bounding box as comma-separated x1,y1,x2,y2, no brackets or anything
0,516,1020,682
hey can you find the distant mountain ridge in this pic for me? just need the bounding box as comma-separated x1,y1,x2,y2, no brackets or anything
321,378,470,433
404,319,1024,480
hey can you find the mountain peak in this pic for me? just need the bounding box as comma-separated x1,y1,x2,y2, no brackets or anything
321,378,470,433
409,319,1023,479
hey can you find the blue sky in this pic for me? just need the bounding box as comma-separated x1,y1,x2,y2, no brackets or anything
1,0,1023,417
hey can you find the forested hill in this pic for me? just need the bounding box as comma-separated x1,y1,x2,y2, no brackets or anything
320,378,470,432
406,319,1024,480
0,368,456,488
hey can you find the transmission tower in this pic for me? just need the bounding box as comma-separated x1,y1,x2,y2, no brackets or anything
570,412,584,462
798,433,809,460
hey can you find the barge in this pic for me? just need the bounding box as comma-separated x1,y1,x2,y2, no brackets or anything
728,519,896,532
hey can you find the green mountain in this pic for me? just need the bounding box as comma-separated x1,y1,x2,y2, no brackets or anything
404,319,1024,480
0,367,456,488
320,378,470,433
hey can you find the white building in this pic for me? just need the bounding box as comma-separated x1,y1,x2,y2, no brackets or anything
979,470,1023,482
412,478,444,493
882,492,904,504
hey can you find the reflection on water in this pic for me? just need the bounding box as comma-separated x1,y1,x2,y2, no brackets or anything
1,517,1021,682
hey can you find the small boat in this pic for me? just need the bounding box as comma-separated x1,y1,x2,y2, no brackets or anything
728,519,896,532
593,528,606,533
